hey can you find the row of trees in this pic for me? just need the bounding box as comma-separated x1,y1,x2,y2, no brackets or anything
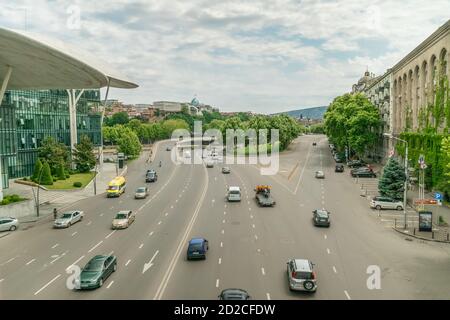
31,135,96,185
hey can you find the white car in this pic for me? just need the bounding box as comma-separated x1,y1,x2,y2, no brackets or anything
227,186,241,202
54,210,84,228
315,171,325,179
0,217,19,232
370,196,403,210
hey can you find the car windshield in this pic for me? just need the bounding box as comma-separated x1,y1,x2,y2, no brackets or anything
115,213,128,219
147,173,155,177
61,213,72,219
84,259,104,272
229,190,240,195
136,188,146,192
189,243,203,251
294,271,313,280
108,186,119,190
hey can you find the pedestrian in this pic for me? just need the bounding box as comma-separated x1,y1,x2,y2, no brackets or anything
53,208,58,220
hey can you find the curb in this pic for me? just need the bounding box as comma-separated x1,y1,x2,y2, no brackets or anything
392,227,450,244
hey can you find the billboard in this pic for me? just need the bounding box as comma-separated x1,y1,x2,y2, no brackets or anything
418,211,432,232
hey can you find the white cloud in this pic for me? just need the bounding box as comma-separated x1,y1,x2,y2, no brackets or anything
0,0,449,113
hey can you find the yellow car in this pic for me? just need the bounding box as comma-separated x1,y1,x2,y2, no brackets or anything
107,176,126,198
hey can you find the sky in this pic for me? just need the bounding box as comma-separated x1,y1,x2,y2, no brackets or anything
0,0,449,114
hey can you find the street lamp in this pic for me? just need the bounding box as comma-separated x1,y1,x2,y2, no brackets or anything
384,133,409,229
35,165,45,218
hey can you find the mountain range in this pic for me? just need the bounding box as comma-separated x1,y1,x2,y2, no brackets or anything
274,106,328,120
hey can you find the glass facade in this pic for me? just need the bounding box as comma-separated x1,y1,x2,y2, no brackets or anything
0,89,102,188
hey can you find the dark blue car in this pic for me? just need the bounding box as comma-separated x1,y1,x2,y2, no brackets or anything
187,238,209,260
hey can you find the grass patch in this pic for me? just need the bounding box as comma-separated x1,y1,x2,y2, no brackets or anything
46,172,95,190
0,194,27,206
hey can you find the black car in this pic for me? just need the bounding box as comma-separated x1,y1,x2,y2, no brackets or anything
146,170,158,182
351,168,376,178
312,142,317,146
335,164,344,172
218,288,251,300
313,209,330,227
347,159,366,168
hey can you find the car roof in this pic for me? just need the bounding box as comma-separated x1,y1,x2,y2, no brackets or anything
89,255,108,262
189,238,205,244
0,217,16,220
229,186,240,191
316,209,329,216
117,210,131,214
293,259,313,272
221,288,249,298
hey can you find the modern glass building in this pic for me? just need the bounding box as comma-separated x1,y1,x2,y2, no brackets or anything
0,89,102,188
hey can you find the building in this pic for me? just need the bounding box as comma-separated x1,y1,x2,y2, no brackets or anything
391,20,450,134
153,101,182,113
352,70,379,93
0,89,101,188
364,69,394,162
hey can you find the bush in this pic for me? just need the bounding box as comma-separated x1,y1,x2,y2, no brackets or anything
0,194,26,206
73,182,82,188
57,161,66,180
40,161,53,185
65,174,70,179
22,177,28,181
1,199,10,205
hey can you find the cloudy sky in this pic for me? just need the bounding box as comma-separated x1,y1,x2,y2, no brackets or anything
1,1,449,113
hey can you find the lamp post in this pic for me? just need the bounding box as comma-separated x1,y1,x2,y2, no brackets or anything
384,133,409,229
35,166,45,218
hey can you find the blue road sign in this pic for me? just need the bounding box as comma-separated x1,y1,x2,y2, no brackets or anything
434,192,443,200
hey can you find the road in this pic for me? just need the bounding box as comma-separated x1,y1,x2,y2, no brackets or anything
1,134,450,300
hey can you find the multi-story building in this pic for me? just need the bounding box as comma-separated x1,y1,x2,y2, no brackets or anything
153,101,183,113
0,89,101,188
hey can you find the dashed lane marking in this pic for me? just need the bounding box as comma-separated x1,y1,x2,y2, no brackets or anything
51,244,59,249
88,241,103,253
105,231,116,239
261,267,265,275
107,281,114,289
34,274,61,296
26,259,36,266
125,259,131,266
344,290,351,300
218,258,222,265
216,279,220,288
333,266,337,273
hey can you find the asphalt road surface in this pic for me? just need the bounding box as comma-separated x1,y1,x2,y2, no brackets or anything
1,135,450,300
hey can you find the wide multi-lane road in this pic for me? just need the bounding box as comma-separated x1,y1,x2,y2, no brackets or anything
1,135,450,300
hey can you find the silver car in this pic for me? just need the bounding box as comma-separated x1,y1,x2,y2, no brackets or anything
287,259,317,292
0,217,19,232
54,210,84,228
370,196,403,210
135,187,149,199
315,170,325,179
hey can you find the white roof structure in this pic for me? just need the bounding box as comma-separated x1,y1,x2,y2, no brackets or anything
0,27,138,90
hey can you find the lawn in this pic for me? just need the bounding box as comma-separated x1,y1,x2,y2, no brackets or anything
46,172,96,190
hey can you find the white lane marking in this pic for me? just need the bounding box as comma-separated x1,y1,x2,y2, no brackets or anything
110,206,114,210
105,230,116,239
86,221,92,226
26,258,36,266
257,249,261,253
324,235,327,240
125,259,131,266
220,242,223,248
170,205,174,209
252,224,256,229
71,232,77,237
88,241,103,253
139,244,144,249
179,194,182,198
158,221,162,225
119,200,123,204
327,248,331,254
176,199,178,203
34,274,61,295
247,201,250,205
250,215,253,219
218,258,222,265
66,255,85,270
149,231,154,236
249,207,252,211
100,213,104,217
216,279,220,288
254,235,258,240
333,266,337,273
221,229,225,234
165,212,168,217
154,166,209,300
344,290,351,300
0,278,4,283
261,267,265,275
50,251,68,264
107,281,114,289
143,250,160,274
51,243,59,249
222,219,226,224
266,293,271,300
294,145,313,194
224,204,227,208
224,211,226,215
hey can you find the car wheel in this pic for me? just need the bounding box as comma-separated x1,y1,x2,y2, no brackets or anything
99,278,103,287
9,225,17,231
304,281,314,291
67,222,71,228
397,206,403,211
375,205,381,210
113,263,117,272
80,216,83,221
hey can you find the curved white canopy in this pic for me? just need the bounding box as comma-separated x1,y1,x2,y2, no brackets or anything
0,27,138,90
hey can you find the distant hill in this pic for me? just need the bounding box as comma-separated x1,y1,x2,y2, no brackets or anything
274,106,328,120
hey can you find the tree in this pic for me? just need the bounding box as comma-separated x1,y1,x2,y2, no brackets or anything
117,128,142,158
57,161,66,180
38,136,70,175
108,112,129,126
40,161,53,185
73,135,96,173
31,158,43,182
440,136,450,199
378,158,406,200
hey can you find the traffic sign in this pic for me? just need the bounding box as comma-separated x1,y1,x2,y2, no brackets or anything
418,155,425,164
434,192,443,200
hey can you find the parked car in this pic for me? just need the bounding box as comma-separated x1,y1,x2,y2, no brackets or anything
222,167,231,174
76,255,117,290
370,196,403,210
335,164,344,172
286,259,317,292
135,187,149,199
53,210,84,228
312,209,330,227
312,142,317,146
0,217,19,232
166,146,172,151
187,238,209,260
351,167,376,178
112,210,135,229
315,170,325,179
347,159,366,168
334,154,344,163
218,288,251,300
146,170,158,182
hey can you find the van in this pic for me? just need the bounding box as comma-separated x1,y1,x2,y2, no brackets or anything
107,176,126,198
227,186,241,202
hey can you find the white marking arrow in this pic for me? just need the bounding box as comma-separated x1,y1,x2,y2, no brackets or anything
142,250,159,274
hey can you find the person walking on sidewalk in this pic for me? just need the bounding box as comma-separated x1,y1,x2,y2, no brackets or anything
53,208,58,220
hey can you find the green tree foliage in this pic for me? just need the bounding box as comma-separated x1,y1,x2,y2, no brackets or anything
378,158,406,200
38,136,70,175
73,135,96,173
40,161,53,185
106,111,129,126
324,93,381,156
161,119,190,138
309,123,325,134
440,136,450,198
117,127,142,158
57,161,66,180
31,158,43,182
